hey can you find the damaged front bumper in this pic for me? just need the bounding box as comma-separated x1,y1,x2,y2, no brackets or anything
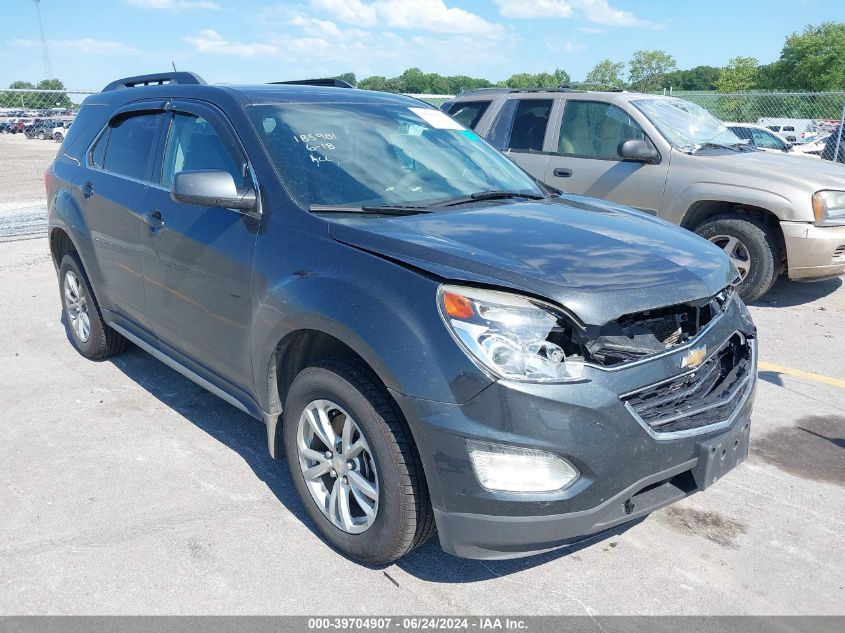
391,294,757,559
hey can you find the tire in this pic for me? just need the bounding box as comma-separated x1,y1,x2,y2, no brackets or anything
54,132,64,142
37,131,45,140
695,212,780,302
58,253,127,360
283,359,435,564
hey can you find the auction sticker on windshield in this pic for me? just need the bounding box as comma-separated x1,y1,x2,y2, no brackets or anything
409,107,464,130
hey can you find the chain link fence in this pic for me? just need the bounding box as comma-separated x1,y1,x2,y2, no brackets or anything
2,88,843,160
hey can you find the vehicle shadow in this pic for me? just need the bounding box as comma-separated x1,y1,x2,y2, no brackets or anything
106,344,635,582
750,276,841,308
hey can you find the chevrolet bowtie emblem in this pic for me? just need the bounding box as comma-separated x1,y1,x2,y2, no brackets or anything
681,345,707,369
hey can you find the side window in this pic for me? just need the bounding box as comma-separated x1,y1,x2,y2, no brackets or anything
486,99,553,152
90,128,109,168
783,126,795,132
558,101,646,160
444,100,490,129
751,128,784,150
731,127,751,140
161,113,246,189
101,113,161,181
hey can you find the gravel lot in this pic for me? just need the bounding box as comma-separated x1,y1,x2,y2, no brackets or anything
0,134,843,615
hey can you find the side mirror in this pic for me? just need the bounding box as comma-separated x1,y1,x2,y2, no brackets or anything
618,139,659,163
171,169,257,211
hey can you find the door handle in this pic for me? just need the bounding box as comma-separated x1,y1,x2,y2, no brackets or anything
81,181,94,199
143,210,164,232
553,168,573,178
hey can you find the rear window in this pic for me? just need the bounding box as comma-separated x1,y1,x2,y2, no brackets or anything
57,103,105,158
443,100,491,129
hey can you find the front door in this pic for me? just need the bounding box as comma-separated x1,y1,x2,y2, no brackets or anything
545,100,669,214
140,100,260,394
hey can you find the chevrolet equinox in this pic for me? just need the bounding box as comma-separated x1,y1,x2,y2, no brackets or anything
47,72,758,562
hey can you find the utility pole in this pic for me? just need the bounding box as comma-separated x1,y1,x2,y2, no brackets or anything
33,0,53,80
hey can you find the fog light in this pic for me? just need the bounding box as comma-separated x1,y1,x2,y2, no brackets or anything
466,440,579,493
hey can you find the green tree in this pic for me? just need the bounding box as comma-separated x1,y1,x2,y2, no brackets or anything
3,78,72,109
358,75,389,91
775,22,845,90
716,57,759,92
331,72,357,87
9,80,35,89
628,50,677,92
663,65,720,91
583,59,626,88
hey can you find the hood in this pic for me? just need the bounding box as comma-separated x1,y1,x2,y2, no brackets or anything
327,198,735,325
694,149,845,191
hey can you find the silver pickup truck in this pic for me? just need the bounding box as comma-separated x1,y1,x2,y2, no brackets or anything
443,89,845,301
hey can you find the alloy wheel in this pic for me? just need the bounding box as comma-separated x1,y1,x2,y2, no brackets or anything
708,234,751,280
296,399,379,534
63,270,91,343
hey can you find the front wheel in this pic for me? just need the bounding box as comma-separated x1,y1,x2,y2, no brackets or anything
283,360,435,563
695,213,781,302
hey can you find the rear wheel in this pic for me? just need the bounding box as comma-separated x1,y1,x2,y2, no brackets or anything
695,212,780,302
59,253,127,360
283,359,435,563
37,131,45,140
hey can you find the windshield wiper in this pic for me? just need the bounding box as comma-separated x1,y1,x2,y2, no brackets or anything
309,204,432,216
435,190,546,208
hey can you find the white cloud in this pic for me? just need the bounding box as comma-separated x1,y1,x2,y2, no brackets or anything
576,26,605,34
545,37,584,53
9,38,139,54
183,29,279,56
126,0,220,10
494,0,649,27
306,0,504,36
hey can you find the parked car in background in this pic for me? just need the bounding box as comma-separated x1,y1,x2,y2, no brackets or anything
793,133,831,156
821,129,845,164
726,123,794,153
758,118,818,144
52,121,71,142
25,119,61,140
444,88,845,301
48,71,758,563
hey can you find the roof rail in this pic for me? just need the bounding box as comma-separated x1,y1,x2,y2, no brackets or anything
101,72,206,92
270,78,354,88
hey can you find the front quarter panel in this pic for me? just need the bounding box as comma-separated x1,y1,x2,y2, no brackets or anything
250,215,495,412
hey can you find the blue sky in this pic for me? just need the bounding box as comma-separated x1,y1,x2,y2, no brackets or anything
1,0,843,91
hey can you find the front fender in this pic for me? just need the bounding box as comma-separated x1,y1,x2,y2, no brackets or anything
250,240,494,416
665,181,795,227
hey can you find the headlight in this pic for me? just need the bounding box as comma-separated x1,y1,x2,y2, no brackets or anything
812,190,845,225
467,440,579,492
438,285,582,382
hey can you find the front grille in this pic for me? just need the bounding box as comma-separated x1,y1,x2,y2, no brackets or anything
622,333,753,434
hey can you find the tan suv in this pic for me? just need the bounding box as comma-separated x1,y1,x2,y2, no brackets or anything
443,89,845,301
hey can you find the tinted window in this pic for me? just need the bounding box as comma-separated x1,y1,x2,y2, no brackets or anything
102,113,161,181
730,127,751,139
486,99,552,152
444,100,490,129
90,128,108,168
161,113,246,189
558,101,646,159
750,128,786,150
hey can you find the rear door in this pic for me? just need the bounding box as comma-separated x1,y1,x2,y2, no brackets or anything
544,99,669,214
483,96,555,181
82,105,167,332
140,99,260,394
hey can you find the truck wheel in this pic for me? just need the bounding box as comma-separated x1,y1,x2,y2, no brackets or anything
695,213,780,302
283,359,435,564
59,253,127,360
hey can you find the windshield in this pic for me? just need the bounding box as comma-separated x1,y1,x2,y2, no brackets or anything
247,102,543,209
632,97,742,151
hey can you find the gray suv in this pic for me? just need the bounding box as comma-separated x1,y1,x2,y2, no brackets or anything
443,89,845,302
48,72,756,563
